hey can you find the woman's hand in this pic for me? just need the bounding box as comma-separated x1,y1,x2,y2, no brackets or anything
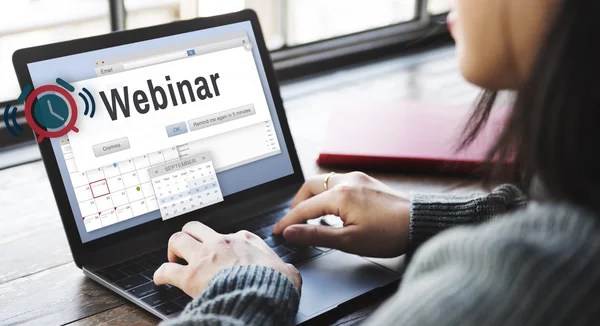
154,221,302,298
272,172,411,258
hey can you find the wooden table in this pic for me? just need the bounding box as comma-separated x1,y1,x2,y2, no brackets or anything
0,45,482,325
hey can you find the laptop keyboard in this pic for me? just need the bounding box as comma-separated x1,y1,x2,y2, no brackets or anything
94,208,331,317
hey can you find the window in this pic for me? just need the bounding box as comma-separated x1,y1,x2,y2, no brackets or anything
0,0,110,104
125,0,180,30
285,0,417,46
123,0,431,49
428,0,451,15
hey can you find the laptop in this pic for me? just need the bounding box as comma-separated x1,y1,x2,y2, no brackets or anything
12,10,401,324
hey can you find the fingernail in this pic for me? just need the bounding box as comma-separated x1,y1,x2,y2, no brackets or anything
169,232,181,242
284,226,299,239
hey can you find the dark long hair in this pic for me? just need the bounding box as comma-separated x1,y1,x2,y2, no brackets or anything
461,0,600,211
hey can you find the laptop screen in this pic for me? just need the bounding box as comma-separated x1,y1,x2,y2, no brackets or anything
26,21,294,243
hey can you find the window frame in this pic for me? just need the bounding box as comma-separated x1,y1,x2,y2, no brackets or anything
272,0,430,67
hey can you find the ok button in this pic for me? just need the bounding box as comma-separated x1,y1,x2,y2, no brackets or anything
166,122,188,137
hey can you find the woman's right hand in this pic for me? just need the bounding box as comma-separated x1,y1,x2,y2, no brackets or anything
272,172,411,258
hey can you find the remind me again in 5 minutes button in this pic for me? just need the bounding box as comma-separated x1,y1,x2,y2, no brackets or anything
92,137,131,157
188,104,256,131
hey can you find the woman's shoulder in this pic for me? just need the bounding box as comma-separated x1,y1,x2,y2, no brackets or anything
384,203,600,326
431,201,600,249
488,201,600,239
410,201,600,280
401,202,600,324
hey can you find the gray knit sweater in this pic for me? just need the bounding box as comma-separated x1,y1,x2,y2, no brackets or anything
164,184,600,325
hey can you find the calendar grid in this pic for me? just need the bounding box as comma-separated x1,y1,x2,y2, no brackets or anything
61,140,182,232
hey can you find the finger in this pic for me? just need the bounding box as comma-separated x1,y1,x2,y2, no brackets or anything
282,224,355,250
153,262,187,288
182,221,220,243
290,179,320,209
290,173,341,208
274,190,341,234
167,231,203,263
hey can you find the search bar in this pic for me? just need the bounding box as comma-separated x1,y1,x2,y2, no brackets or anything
96,37,249,77
122,51,188,71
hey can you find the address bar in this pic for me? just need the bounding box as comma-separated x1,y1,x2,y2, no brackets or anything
122,51,188,71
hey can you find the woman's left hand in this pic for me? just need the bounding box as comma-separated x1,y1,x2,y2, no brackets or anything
153,221,302,298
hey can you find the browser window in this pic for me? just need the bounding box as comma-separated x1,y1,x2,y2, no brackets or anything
70,31,279,173
27,22,294,243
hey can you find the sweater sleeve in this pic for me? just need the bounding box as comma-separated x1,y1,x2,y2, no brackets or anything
409,184,526,251
162,265,299,326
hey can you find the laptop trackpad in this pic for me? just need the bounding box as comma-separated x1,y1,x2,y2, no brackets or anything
296,250,399,318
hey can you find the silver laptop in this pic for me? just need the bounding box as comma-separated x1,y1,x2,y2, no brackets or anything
12,9,401,324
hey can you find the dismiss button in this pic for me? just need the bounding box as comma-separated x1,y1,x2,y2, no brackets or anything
92,137,131,157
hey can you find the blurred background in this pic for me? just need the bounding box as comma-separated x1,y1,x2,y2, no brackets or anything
0,0,450,151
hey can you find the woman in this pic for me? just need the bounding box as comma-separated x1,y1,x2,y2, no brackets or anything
154,0,600,324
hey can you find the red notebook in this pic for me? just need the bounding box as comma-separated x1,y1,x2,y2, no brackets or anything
317,101,507,174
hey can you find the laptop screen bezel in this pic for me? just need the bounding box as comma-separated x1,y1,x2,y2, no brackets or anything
12,10,304,264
